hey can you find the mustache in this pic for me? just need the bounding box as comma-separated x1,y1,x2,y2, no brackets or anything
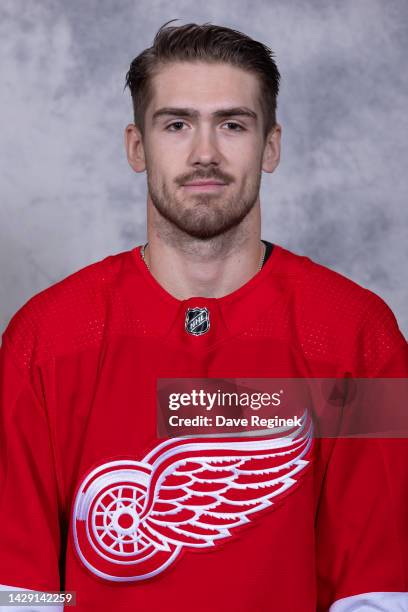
178,172,232,184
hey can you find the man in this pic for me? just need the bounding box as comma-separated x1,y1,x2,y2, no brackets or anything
1,20,408,611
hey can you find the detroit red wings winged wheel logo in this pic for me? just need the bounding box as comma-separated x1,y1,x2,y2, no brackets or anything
72,411,313,582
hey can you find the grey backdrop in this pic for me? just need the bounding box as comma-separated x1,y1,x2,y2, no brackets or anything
1,0,407,337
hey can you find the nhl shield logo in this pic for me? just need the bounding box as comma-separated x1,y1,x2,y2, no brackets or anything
185,307,210,335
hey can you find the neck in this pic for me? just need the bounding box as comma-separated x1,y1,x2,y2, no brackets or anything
144,205,263,300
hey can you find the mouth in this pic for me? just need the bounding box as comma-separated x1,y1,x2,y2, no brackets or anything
182,182,227,192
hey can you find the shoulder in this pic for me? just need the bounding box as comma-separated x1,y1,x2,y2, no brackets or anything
273,245,406,372
1,250,129,373
276,244,398,323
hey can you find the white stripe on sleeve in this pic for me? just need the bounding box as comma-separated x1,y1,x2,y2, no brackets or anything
330,591,408,611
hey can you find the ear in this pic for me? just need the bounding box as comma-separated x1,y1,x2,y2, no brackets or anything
124,124,146,172
262,122,281,173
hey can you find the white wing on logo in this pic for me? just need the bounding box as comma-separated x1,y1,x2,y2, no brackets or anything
72,411,313,581
138,411,313,550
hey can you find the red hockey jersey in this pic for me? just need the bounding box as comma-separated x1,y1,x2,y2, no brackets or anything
1,243,408,611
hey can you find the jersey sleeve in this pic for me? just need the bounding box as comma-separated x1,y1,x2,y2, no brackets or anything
0,335,62,604
316,296,408,611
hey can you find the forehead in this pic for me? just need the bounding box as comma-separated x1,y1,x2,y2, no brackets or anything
147,61,261,117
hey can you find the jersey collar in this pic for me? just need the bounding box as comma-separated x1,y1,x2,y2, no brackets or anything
123,243,288,350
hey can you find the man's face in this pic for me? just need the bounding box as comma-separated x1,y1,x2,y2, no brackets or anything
137,61,279,239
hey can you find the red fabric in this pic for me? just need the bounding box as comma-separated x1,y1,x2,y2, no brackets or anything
1,243,407,611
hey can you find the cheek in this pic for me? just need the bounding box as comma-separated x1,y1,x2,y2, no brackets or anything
150,145,182,176
235,165,254,185
145,138,172,169
144,151,168,183
238,167,262,193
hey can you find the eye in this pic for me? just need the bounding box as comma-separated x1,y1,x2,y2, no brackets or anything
165,121,246,132
165,121,186,131
223,122,245,131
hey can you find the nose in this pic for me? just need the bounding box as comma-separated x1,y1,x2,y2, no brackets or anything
187,125,222,167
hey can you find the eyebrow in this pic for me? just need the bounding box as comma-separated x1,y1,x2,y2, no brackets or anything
151,106,258,124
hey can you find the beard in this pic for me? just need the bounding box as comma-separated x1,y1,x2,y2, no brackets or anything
146,171,262,240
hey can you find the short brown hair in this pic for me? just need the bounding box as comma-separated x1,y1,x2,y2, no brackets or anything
124,20,281,140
